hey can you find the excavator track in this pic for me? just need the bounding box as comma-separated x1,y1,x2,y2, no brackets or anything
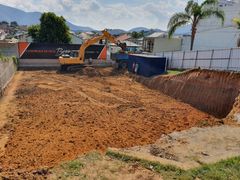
60,64,93,72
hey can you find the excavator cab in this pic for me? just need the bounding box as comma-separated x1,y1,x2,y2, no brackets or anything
118,42,127,52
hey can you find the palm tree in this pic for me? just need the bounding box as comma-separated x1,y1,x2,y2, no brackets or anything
168,0,225,50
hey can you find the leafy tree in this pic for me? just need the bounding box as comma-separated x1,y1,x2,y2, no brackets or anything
28,25,40,42
28,12,71,43
10,21,18,27
131,31,144,39
0,21,9,26
233,17,240,29
168,0,225,50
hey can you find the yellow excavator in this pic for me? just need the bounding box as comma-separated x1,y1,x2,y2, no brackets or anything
59,29,126,71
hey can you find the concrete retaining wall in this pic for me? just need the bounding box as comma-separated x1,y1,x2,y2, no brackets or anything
0,43,19,58
18,59,114,70
18,59,60,70
0,60,16,96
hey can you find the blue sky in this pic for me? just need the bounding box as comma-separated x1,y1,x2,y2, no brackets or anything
0,0,203,30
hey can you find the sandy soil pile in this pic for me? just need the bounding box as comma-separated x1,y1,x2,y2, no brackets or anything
226,95,240,124
0,69,219,172
76,67,103,77
76,67,127,77
134,69,240,118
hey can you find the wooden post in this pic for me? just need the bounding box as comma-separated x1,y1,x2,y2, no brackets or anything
227,48,233,70
209,49,214,69
194,51,199,68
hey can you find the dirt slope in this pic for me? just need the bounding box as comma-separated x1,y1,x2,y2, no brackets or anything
0,69,219,172
134,69,240,118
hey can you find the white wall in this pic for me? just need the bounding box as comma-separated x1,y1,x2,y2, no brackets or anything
0,60,16,95
194,27,240,50
181,36,191,51
194,0,240,50
71,35,83,44
153,37,182,53
156,48,240,71
0,43,19,57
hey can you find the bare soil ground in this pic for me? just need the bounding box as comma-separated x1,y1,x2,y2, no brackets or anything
0,68,220,175
0,72,22,157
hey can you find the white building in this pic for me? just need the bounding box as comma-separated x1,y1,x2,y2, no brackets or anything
0,29,6,40
109,40,142,54
194,0,240,50
70,33,83,44
143,32,183,53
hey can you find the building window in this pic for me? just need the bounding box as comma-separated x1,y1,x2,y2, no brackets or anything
143,38,154,52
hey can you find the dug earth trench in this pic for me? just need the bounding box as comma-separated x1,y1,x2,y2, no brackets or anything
134,69,240,118
0,68,221,173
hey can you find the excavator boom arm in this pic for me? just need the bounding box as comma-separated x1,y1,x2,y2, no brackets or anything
59,29,126,68
78,29,126,62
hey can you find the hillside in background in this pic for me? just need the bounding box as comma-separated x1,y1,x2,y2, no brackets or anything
0,3,190,35
129,27,163,33
0,4,94,32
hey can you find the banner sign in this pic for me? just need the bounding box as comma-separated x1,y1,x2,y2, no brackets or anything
18,42,107,60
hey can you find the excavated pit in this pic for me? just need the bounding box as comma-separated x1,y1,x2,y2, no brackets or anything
134,69,240,119
0,68,239,174
0,69,220,172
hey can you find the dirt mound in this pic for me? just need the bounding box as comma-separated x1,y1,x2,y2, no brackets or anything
134,69,240,118
0,71,219,172
226,95,240,124
76,67,127,77
76,67,103,77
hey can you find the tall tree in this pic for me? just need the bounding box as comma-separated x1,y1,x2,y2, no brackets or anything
28,12,71,43
10,21,18,27
131,31,144,39
0,21,9,26
168,0,225,50
28,25,40,42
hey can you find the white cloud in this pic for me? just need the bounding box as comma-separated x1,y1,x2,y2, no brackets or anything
0,0,190,30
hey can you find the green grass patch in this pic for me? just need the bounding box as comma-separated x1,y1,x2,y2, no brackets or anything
60,159,85,177
84,151,103,162
167,70,184,75
52,152,102,179
0,55,18,64
106,151,186,179
190,157,240,180
106,150,240,180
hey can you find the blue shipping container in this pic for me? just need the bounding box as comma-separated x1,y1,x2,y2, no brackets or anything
128,54,166,77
